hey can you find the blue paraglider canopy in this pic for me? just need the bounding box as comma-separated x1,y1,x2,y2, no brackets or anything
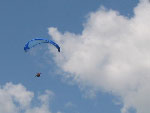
24,38,60,52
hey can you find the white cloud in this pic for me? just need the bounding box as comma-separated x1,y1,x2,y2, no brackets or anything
57,112,62,113
0,83,54,113
48,0,150,113
65,101,75,108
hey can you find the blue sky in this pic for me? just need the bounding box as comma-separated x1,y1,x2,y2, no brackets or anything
1,0,150,113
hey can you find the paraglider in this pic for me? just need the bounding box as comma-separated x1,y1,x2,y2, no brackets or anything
24,38,60,52
35,72,42,77
24,38,60,78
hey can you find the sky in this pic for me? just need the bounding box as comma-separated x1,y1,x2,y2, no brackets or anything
1,0,150,113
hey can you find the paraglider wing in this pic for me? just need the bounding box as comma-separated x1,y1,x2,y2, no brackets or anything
24,38,60,52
